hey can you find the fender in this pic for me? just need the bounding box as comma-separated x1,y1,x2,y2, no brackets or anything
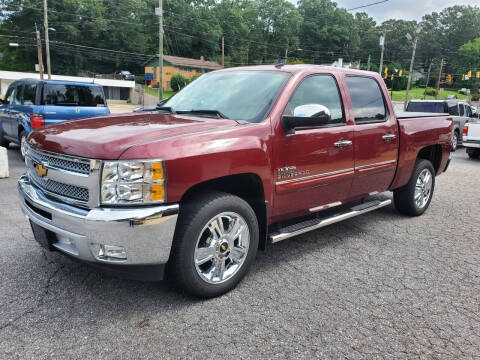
119,120,274,205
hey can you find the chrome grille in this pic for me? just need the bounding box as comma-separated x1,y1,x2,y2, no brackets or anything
28,148,90,175
25,146,100,208
29,169,89,202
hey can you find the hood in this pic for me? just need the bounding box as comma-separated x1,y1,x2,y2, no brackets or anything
28,112,238,159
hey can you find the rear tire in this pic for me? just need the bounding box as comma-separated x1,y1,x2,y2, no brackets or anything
168,192,259,298
393,159,435,216
467,148,480,159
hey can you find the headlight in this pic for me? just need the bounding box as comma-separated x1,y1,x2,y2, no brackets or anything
101,160,165,205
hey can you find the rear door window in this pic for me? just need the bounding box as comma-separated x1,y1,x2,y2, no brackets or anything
43,84,106,107
23,83,37,105
346,76,387,123
459,104,465,116
447,103,459,115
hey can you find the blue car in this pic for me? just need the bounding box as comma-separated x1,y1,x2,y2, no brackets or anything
0,79,110,157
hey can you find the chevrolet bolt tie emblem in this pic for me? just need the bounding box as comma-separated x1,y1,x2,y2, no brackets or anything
34,163,48,178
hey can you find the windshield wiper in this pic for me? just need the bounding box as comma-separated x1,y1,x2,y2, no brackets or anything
177,109,229,119
156,106,176,114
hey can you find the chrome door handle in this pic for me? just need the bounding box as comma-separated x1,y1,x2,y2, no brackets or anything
382,134,396,141
334,139,353,148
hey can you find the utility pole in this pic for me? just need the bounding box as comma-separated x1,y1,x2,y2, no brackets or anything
222,36,225,68
423,61,432,99
43,0,52,79
35,24,44,80
435,58,444,100
367,55,371,71
404,30,420,111
158,0,163,100
379,29,386,75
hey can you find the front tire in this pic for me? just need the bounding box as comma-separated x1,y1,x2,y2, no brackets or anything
393,159,435,216
19,130,27,159
168,192,259,298
452,131,459,152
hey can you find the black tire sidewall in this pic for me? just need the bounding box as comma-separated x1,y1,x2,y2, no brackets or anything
171,193,259,298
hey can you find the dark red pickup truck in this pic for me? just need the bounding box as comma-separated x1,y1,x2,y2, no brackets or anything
19,65,453,297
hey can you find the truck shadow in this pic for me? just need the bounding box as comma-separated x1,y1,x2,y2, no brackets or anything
26,204,401,308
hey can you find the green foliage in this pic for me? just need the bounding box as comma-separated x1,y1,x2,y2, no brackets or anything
1,0,480,80
425,88,437,96
170,73,190,92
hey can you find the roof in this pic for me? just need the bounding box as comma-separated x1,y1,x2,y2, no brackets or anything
0,70,135,88
217,64,379,77
11,78,103,87
145,55,222,70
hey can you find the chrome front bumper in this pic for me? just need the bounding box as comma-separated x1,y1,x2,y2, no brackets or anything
18,175,179,267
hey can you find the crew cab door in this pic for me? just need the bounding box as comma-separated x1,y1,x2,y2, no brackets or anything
345,76,399,197
272,74,355,220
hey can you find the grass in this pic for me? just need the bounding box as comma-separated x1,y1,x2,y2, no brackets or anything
141,84,174,99
389,87,468,101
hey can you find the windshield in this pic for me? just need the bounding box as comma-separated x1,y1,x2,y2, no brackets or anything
43,84,106,107
406,102,447,113
163,70,291,123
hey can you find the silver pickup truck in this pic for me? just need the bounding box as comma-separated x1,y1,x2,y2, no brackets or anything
407,100,476,151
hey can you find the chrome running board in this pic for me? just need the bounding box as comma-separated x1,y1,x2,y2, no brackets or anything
269,199,392,243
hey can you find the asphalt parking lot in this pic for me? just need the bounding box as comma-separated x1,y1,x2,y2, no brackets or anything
1,146,479,359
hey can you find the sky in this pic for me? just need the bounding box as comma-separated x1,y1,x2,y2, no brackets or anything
288,0,480,23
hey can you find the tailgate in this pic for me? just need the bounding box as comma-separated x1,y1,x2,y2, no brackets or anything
466,122,480,141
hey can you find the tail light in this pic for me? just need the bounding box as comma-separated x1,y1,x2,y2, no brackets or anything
30,114,45,129
463,125,468,136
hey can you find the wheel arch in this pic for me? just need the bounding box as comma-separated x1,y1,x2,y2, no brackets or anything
179,173,269,251
416,144,443,174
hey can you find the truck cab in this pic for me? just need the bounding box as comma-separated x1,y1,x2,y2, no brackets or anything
0,79,110,157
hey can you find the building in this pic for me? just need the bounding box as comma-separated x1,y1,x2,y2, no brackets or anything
144,55,222,91
0,70,136,102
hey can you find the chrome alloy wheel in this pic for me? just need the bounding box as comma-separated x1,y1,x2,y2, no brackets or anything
194,212,250,284
414,168,433,209
20,135,28,159
452,133,458,150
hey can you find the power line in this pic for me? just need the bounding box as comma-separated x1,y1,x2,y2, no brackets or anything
346,0,389,11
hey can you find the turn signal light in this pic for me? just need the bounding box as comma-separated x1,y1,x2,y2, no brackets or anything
30,114,45,129
463,125,468,136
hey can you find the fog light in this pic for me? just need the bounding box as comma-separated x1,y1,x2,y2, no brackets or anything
93,244,127,261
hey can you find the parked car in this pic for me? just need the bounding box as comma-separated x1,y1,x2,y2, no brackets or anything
19,65,452,297
462,121,480,158
406,99,475,151
114,70,135,81
0,79,110,157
